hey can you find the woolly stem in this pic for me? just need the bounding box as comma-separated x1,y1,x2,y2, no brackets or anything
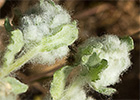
0,46,41,78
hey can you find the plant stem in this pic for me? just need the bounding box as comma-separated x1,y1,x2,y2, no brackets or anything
0,46,41,78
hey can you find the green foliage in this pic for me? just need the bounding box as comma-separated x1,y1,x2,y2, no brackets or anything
85,52,101,67
3,77,28,95
4,18,13,32
0,0,135,100
51,35,134,100
41,23,78,52
120,36,134,51
88,59,108,82
0,0,78,99
95,87,116,96
50,66,73,100
3,29,24,68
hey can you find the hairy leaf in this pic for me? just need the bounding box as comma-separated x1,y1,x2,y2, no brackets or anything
50,66,72,100
89,59,108,82
95,87,116,96
3,77,28,95
3,29,24,68
120,36,134,51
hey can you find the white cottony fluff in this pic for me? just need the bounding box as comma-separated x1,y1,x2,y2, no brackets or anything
19,1,72,65
61,85,87,100
30,46,69,65
20,1,71,43
60,77,94,100
92,35,131,88
50,13,71,28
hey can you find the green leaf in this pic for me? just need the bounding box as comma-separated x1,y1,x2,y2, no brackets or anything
47,0,55,6
3,76,28,95
4,18,13,32
75,37,103,65
1,23,78,78
80,46,93,56
75,46,93,65
85,52,101,67
41,23,78,52
120,36,134,51
89,59,108,82
3,29,24,68
50,66,73,100
95,87,116,96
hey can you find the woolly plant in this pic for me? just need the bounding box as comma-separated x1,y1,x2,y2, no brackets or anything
50,35,134,100
0,0,78,99
0,0,134,100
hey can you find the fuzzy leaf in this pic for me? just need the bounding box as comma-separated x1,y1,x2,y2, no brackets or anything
41,23,78,52
50,66,72,100
76,38,103,65
75,46,93,65
3,77,28,95
1,23,78,78
120,36,134,51
85,52,101,67
89,59,108,82
3,29,24,68
95,87,116,96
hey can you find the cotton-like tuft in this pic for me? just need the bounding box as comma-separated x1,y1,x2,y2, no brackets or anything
30,46,69,65
20,1,71,43
19,1,72,65
91,35,131,88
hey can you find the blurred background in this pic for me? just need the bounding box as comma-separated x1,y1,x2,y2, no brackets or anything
0,0,139,100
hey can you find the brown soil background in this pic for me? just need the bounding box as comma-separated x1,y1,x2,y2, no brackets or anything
0,0,139,100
